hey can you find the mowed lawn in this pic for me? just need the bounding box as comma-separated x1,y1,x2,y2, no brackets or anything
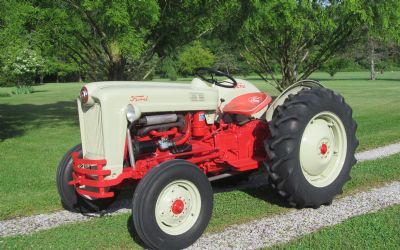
0,71,399,221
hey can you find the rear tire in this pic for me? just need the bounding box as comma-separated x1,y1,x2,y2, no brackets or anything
132,160,213,250
56,144,116,213
265,87,358,208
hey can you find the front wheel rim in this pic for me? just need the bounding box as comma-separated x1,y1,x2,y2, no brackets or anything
155,180,201,235
300,111,347,187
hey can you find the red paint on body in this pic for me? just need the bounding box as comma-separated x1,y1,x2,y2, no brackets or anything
223,92,272,116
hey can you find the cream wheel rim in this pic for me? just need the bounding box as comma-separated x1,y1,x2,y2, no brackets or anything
300,111,347,187
155,180,201,235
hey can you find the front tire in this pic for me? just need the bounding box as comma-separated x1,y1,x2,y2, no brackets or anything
132,160,213,250
56,144,116,213
265,87,358,208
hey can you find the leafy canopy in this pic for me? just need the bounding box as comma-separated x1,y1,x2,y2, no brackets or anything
237,0,400,90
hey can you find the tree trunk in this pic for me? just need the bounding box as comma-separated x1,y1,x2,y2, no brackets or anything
108,58,126,80
370,40,376,80
280,62,296,90
40,75,44,84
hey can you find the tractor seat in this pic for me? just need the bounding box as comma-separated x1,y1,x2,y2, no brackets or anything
223,92,272,116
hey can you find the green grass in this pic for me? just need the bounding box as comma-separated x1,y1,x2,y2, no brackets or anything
1,153,399,249
270,204,400,250
0,72,399,220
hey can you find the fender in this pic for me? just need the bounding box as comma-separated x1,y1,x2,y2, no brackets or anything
266,80,324,121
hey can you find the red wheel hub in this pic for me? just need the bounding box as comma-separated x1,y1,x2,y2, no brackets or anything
171,199,185,215
320,143,328,155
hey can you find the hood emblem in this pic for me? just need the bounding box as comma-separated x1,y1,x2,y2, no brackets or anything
248,96,262,103
130,95,148,102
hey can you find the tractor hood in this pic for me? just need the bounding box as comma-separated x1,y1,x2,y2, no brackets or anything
82,80,219,114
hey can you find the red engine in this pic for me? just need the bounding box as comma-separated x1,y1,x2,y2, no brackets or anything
70,111,269,199
133,111,269,177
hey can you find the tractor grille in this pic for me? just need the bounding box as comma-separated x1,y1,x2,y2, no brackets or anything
79,103,105,160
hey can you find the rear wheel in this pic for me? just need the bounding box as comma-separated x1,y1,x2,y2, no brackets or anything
132,160,213,249
56,144,116,212
265,87,358,208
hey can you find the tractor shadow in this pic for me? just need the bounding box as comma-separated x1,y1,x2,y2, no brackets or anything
211,173,291,208
118,173,291,246
0,101,78,141
126,215,148,249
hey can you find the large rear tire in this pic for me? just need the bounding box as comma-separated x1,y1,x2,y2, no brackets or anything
56,144,116,213
132,160,213,250
265,87,358,208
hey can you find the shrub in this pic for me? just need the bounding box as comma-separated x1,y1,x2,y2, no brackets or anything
2,49,44,86
11,85,34,95
0,93,11,98
178,41,215,75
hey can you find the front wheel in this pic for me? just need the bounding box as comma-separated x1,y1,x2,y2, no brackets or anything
132,160,213,249
265,87,358,208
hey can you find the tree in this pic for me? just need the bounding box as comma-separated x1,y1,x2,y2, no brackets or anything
236,1,389,91
0,0,80,85
178,41,215,76
362,0,400,80
32,0,235,81
323,57,349,78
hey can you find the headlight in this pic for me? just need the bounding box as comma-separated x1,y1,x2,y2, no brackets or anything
80,86,89,104
126,104,138,122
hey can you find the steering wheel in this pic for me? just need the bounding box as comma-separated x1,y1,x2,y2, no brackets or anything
194,67,237,88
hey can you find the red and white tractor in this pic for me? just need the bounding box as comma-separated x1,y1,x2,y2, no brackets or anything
56,68,357,249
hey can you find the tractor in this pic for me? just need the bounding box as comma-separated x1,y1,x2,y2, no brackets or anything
56,68,357,249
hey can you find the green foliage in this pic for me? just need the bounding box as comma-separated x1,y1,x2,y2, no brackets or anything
0,0,81,86
235,0,400,91
167,67,178,81
157,57,178,80
237,1,365,90
178,41,215,75
364,0,400,43
24,0,233,81
11,85,35,95
0,93,11,98
323,57,350,78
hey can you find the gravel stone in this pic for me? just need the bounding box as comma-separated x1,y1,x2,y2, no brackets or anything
355,142,400,162
0,206,131,237
188,181,400,250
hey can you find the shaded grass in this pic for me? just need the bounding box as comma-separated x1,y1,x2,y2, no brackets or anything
0,73,399,219
270,204,400,250
1,153,399,249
